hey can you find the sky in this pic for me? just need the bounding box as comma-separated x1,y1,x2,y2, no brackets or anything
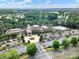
0,0,79,9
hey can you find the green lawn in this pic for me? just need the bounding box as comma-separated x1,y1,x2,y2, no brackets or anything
20,54,29,59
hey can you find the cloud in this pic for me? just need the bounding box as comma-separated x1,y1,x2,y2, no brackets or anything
16,0,32,4
0,0,32,4
0,0,79,8
45,0,52,4
0,0,32,8
0,3,79,9
0,0,33,8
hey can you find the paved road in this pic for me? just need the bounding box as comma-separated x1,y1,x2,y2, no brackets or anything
29,52,53,59
36,42,43,53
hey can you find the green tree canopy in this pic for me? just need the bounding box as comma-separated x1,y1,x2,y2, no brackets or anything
39,35,43,42
53,39,60,50
0,49,19,59
71,37,78,45
27,43,37,56
62,38,70,48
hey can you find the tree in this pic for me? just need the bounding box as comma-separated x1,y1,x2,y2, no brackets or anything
53,39,60,50
21,35,25,42
27,43,37,56
78,37,79,42
7,50,19,59
0,49,19,59
39,35,43,42
48,14,57,20
27,40,30,44
63,13,79,29
75,56,79,59
71,37,78,45
51,29,56,34
62,38,70,48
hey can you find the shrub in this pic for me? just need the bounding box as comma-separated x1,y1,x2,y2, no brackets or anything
21,35,25,42
7,50,19,59
27,40,30,44
58,31,62,35
75,56,79,59
53,39,60,50
6,43,10,47
0,49,19,59
39,35,43,42
62,38,70,48
65,35,69,38
27,43,37,56
78,37,79,42
71,37,78,45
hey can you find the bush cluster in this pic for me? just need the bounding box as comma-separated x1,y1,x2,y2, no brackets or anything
52,36,79,50
0,50,19,59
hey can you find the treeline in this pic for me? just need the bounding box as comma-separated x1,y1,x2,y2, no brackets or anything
0,12,58,35
61,12,79,29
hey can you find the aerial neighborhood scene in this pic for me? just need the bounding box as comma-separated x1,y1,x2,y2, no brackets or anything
0,0,79,59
